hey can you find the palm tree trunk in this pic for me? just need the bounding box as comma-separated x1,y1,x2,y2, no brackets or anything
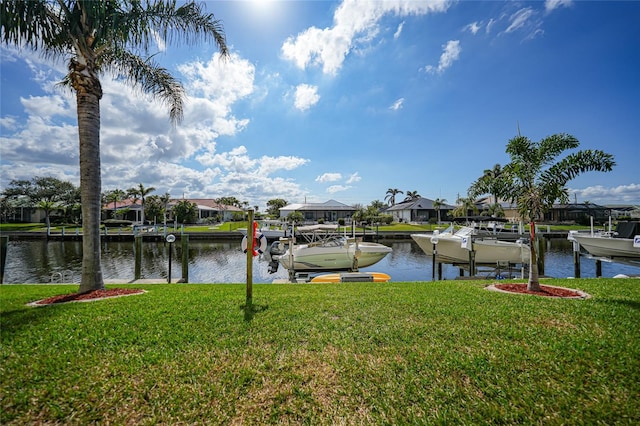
527,220,541,291
77,87,105,293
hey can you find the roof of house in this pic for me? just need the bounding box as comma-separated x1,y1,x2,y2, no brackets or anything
385,197,456,211
281,199,355,211
103,198,242,211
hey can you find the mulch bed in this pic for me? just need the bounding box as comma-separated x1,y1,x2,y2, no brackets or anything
32,288,145,306
490,283,589,299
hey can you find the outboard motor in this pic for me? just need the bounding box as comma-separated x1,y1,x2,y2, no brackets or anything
267,241,285,274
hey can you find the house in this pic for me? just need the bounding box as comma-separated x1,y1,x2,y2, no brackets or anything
102,198,243,224
384,197,456,223
279,199,357,223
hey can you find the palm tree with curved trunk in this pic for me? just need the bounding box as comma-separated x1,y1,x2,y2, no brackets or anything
502,133,615,291
1,0,227,293
385,188,403,206
127,183,155,225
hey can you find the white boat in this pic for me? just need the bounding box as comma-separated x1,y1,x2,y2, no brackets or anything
268,224,392,272
568,221,640,259
411,225,530,264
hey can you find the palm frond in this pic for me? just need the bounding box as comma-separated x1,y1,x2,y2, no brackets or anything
102,47,185,124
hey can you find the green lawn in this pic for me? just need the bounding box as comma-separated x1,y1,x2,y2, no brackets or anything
2,279,639,424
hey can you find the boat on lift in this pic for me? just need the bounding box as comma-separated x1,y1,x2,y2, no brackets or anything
267,224,392,273
411,224,530,264
568,221,640,259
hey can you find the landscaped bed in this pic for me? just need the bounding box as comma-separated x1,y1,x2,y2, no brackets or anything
2,279,639,424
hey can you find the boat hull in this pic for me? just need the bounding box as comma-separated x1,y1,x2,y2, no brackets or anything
411,233,530,264
571,234,640,259
279,242,392,271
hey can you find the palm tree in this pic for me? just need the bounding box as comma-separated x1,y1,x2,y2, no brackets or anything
468,164,507,206
452,196,478,218
384,188,403,206
1,1,228,293
127,183,155,225
502,133,615,291
404,190,421,201
160,192,172,229
433,198,447,224
104,189,126,219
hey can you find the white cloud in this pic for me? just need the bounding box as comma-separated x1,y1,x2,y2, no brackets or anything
293,84,320,111
346,172,361,184
389,98,404,111
316,173,342,183
464,21,482,35
486,18,497,34
545,0,573,13
281,0,452,75
569,184,640,204
0,50,310,209
394,21,405,39
505,8,535,34
327,184,351,194
425,40,461,74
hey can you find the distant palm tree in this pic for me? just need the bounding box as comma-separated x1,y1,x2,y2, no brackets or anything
452,196,478,218
385,188,403,206
1,0,228,294
404,191,420,201
105,189,126,219
502,133,615,291
160,192,172,228
468,164,507,206
433,198,447,224
127,183,155,225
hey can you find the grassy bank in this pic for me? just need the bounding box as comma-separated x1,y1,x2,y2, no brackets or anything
2,279,639,424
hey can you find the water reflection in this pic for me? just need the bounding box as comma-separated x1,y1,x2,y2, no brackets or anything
2,238,639,284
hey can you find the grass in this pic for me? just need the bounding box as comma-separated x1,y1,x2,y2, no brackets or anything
2,279,639,424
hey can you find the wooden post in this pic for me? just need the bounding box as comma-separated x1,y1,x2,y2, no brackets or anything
595,259,602,277
134,235,142,280
573,243,580,278
246,209,254,305
536,236,545,276
181,234,189,283
0,236,8,284
468,250,476,277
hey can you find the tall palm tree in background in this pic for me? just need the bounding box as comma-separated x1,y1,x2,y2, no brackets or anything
1,1,227,293
502,133,615,291
433,198,447,224
385,188,403,206
127,183,155,225
468,164,506,205
104,188,126,219
160,192,172,229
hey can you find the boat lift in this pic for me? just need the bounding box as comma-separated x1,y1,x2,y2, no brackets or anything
430,233,529,281
568,231,640,278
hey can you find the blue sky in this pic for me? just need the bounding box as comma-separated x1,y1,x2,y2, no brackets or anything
1,0,639,210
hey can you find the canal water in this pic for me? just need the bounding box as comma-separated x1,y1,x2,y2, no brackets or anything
2,238,639,284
